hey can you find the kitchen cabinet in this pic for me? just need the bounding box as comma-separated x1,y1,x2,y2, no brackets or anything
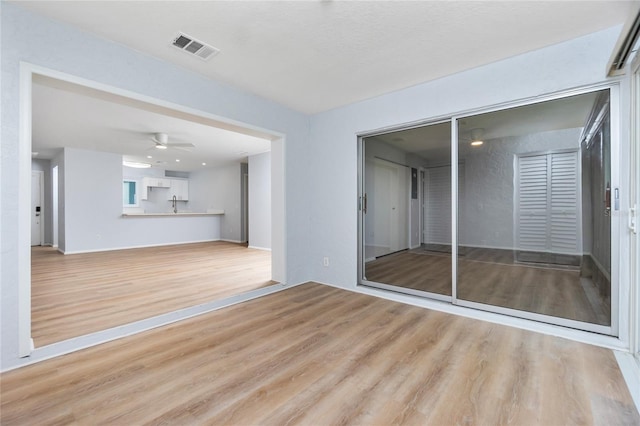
143,177,171,188
140,177,172,200
168,178,189,201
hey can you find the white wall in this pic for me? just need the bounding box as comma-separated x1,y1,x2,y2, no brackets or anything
189,162,243,242
1,3,310,370
248,152,272,250
62,148,221,253
308,26,622,288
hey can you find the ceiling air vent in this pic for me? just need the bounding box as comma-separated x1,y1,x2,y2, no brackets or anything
171,33,220,61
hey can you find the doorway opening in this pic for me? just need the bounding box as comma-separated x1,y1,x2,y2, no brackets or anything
20,64,286,356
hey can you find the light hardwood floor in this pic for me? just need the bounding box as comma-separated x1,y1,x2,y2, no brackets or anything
31,242,275,347
1,283,637,425
365,249,610,325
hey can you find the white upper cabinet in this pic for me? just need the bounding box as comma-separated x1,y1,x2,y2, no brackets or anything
168,178,189,201
142,177,171,188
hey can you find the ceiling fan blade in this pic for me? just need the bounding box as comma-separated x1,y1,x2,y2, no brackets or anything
167,142,196,148
172,146,194,152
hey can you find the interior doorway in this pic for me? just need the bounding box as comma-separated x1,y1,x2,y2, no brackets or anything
19,64,287,357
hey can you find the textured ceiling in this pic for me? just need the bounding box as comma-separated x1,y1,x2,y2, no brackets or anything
15,1,637,114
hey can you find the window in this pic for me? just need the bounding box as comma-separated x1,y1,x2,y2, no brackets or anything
123,180,138,207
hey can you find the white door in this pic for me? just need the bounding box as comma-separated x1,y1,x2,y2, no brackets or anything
31,170,43,246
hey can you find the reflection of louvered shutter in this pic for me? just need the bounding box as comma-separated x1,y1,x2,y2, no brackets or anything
550,152,579,253
426,166,452,244
517,155,549,251
517,151,580,254
424,164,464,245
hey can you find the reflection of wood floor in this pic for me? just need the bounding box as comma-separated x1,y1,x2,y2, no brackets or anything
2,284,637,425
31,242,275,347
365,249,610,326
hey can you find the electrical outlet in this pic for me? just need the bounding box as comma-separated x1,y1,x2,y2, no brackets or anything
323,257,329,267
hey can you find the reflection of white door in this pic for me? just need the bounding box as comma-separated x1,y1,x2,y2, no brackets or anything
372,163,391,249
371,160,409,253
31,171,44,246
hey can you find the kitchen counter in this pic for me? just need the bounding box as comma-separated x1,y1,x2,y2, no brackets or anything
122,210,224,217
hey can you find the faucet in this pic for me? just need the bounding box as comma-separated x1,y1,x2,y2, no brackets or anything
172,195,178,214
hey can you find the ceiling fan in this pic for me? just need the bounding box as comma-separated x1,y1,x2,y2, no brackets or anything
150,132,195,151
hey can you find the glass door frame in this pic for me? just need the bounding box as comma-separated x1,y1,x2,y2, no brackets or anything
357,118,454,303
631,53,640,361
358,82,623,337
451,83,619,336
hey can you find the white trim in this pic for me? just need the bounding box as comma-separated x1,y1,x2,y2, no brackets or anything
220,239,245,244
362,280,451,303
18,62,288,362
18,64,32,357
59,239,222,255
630,45,640,361
451,118,458,304
248,245,272,251
610,84,622,339
2,281,301,373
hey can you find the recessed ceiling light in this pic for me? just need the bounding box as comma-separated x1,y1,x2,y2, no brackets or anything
147,155,153,159
31,151,39,157
176,159,180,162
123,160,151,168
155,145,168,150
471,141,484,147
202,162,207,166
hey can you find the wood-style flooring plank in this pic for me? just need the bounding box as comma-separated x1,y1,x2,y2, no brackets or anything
31,242,274,347
2,283,637,425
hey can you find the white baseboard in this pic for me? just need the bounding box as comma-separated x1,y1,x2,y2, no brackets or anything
248,245,271,251
61,239,220,255
220,239,245,244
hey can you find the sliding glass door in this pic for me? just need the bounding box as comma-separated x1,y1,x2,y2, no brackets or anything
362,122,452,299
455,90,613,331
359,87,617,334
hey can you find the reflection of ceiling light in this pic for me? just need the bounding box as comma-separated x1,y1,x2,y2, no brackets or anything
471,141,483,147
123,160,151,168
147,155,153,159
32,151,39,157
155,144,168,150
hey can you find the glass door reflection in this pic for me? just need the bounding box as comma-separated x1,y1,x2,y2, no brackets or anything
363,122,453,297
455,90,612,326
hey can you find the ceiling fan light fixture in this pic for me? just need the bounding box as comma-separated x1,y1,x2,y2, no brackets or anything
123,160,151,168
471,140,484,147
